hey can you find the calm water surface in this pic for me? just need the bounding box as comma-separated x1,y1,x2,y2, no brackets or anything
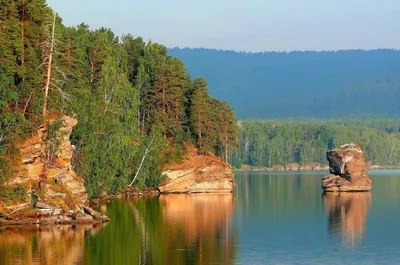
1,170,400,264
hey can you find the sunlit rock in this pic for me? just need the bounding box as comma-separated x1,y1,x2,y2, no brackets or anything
159,145,235,193
1,115,108,224
322,144,372,192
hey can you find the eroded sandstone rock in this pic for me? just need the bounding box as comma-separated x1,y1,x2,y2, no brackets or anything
1,115,108,224
322,144,372,192
159,145,235,193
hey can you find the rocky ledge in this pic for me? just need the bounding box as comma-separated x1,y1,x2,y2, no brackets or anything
0,115,109,225
159,145,235,193
322,144,372,192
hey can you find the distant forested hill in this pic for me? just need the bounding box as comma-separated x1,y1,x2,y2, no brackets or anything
168,48,400,119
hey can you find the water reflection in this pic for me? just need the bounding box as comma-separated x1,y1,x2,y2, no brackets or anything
160,194,235,264
3,172,400,264
0,223,106,265
323,192,371,247
85,194,237,265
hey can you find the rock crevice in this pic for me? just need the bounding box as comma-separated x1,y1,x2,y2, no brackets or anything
322,144,372,192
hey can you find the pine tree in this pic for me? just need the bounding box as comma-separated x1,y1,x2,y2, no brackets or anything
121,34,144,83
150,57,188,138
218,101,238,162
190,78,209,153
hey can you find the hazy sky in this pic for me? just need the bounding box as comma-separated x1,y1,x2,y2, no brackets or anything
46,0,400,52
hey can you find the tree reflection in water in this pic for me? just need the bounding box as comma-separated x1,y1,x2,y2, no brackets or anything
84,194,237,265
0,194,237,265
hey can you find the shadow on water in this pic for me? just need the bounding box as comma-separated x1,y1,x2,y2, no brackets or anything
323,192,371,247
0,223,107,265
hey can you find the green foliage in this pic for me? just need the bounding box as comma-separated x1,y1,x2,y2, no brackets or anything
0,0,238,199
0,185,27,202
43,118,63,163
188,78,238,159
232,120,400,167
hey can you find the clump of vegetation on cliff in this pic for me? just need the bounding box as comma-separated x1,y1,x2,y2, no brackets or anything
0,1,237,198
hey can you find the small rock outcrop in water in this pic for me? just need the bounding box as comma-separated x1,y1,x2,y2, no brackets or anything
0,115,109,225
159,145,235,193
322,144,372,192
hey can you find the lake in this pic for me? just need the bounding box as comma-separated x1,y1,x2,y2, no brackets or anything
1,170,400,264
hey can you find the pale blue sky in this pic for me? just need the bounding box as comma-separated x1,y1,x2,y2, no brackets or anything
47,0,400,52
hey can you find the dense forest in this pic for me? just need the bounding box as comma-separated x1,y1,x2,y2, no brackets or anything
231,120,400,168
0,0,237,197
169,48,400,119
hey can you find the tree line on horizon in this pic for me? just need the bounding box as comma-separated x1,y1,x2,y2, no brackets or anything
0,0,237,197
231,120,400,168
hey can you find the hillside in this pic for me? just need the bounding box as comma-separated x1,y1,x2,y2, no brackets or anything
0,1,237,200
168,48,400,119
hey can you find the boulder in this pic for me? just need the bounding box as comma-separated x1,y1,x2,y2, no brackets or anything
83,207,110,222
159,145,235,193
322,144,372,192
74,214,94,224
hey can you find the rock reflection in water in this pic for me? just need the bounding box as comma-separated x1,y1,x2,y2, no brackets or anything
323,192,371,246
84,194,236,265
0,223,106,265
160,194,235,264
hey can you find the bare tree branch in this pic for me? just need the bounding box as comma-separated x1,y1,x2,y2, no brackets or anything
128,134,157,187
42,11,57,116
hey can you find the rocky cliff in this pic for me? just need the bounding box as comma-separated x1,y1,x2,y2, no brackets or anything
159,145,235,193
0,115,108,225
322,144,372,192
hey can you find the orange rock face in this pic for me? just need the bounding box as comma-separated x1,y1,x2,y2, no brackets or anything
159,146,235,193
2,115,108,223
9,115,87,208
322,144,372,192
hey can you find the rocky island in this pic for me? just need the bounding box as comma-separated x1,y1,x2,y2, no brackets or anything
322,144,372,192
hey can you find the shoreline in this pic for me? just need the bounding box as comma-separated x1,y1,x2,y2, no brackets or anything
234,165,400,172
2,166,399,227
0,205,111,227
0,188,159,227
89,187,160,206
